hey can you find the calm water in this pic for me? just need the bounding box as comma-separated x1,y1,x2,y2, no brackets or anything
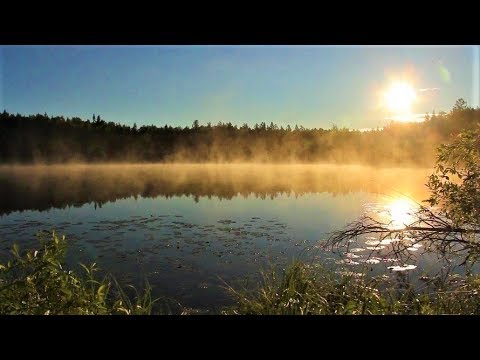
0,164,432,311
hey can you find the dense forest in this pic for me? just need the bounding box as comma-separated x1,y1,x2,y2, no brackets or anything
1,99,478,165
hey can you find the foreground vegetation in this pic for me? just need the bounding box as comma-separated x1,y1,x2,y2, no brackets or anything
228,262,480,315
3,233,480,315
0,231,165,315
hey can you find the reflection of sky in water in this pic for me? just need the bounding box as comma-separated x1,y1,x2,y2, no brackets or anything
0,165,433,311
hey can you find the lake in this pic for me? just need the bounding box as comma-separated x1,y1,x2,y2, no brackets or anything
0,164,433,312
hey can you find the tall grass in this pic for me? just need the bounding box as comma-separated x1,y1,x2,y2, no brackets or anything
0,231,165,315
226,261,480,315
3,231,480,314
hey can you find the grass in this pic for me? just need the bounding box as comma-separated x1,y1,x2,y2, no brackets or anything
2,231,480,315
0,231,163,315
226,261,480,315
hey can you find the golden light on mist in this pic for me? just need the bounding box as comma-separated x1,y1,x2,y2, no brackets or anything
383,82,417,118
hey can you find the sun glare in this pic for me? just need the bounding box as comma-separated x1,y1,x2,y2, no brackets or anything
385,198,418,228
384,82,417,116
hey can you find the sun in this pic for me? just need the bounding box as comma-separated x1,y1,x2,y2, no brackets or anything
384,82,417,115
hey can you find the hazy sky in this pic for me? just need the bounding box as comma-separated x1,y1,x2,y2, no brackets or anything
1,45,478,129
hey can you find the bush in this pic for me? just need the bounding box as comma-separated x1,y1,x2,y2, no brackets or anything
0,231,158,315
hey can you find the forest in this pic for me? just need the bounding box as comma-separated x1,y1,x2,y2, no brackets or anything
0,99,478,165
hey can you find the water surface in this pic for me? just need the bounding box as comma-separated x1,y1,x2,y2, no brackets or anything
0,164,432,310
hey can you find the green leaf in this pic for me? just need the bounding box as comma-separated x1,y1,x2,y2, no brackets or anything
97,284,107,298
11,243,20,257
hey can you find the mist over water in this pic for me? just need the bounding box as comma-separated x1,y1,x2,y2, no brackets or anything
0,164,432,310
0,164,431,213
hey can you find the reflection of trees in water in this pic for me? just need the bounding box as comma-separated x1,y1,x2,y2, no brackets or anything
0,165,430,215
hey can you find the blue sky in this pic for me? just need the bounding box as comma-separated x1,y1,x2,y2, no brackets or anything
1,45,477,129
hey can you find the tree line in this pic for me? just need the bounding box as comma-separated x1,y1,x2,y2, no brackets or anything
1,99,478,165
